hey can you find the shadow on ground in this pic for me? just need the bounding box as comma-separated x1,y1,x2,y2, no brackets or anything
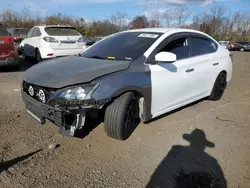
0,149,42,173
146,129,227,188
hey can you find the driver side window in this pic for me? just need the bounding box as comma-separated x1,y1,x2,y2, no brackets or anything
158,36,190,60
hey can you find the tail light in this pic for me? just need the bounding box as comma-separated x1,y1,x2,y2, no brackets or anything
43,37,59,43
0,37,14,46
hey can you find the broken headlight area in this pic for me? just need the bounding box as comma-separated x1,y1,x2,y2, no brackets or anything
45,83,100,136
47,83,99,107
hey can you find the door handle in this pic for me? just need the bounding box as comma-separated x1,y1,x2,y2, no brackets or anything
213,62,219,66
186,68,195,73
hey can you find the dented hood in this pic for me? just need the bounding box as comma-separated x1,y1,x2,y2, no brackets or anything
23,56,131,88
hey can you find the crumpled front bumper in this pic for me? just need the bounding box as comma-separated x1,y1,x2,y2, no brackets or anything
21,90,87,136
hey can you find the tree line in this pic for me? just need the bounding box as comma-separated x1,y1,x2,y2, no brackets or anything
1,6,249,41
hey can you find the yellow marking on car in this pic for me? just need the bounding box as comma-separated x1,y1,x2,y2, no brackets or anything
107,56,115,60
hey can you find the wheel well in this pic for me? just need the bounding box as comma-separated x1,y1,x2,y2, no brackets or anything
112,90,147,122
221,70,227,75
115,90,144,100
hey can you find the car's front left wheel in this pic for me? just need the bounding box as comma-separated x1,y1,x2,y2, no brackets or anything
104,92,140,140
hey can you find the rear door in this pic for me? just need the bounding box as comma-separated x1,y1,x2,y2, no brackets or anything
44,27,84,50
28,27,42,57
187,34,220,97
23,28,34,57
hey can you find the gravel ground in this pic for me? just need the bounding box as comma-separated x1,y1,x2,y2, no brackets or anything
0,52,250,188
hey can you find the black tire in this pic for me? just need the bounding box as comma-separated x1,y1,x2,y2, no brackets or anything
104,92,140,140
209,72,227,101
36,49,42,62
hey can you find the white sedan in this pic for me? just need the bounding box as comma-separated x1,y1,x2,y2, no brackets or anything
21,28,232,140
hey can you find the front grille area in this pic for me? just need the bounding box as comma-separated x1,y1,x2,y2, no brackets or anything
22,81,56,104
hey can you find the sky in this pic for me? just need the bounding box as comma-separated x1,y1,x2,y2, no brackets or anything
1,0,250,22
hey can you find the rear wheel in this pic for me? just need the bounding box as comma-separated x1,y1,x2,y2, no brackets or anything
209,72,227,101
104,92,140,140
36,49,42,62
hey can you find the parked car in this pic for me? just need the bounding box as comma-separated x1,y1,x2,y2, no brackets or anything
7,28,30,55
20,25,87,62
21,28,232,140
227,42,246,51
235,41,250,51
86,37,96,46
218,41,229,49
0,24,19,68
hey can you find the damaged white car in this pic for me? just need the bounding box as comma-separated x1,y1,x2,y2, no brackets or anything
21,28,233,140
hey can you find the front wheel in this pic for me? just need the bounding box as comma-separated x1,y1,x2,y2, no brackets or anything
104,92,140,140
209,72,227,101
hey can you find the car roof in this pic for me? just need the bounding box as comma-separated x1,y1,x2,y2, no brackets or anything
35,25,74,28
124,28,209,35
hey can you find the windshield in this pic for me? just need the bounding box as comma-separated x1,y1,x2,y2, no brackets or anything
81,32,162,61
0,25,9,36
45,27,81,36
13,28,30,36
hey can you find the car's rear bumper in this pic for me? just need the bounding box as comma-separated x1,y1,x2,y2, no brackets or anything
39,47,87,59
0,57,18,67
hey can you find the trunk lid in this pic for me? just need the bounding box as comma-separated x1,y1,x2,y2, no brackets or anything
44,26,85,50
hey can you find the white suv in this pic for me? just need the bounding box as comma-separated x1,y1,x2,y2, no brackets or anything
20,25,87,62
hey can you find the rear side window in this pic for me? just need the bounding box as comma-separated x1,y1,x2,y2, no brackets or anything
27,29,33,38
45,27,80,36
189,37,217,57
0,25,9,36
32,28,41,37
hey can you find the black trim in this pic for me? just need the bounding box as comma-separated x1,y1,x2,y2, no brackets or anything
146,32,191,64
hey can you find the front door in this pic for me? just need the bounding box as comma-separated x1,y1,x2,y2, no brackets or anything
147,33,200,117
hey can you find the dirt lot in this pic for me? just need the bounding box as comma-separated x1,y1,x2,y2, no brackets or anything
0,52,250,188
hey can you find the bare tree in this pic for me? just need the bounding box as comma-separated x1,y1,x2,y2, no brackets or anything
175,8,191,27
110,11,128,31
129,15,149,29
161,8,191,28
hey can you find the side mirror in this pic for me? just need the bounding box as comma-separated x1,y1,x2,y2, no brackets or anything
155,52,177,63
